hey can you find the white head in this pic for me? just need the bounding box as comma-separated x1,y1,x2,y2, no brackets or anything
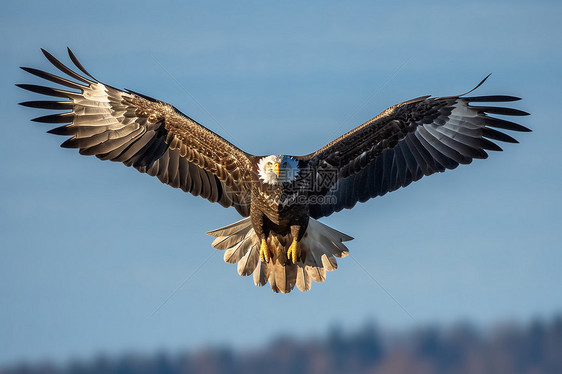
257,155,300,185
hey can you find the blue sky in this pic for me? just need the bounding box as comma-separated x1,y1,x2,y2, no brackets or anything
1,0,561,366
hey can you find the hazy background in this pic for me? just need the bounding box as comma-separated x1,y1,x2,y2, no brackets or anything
1,0,561,368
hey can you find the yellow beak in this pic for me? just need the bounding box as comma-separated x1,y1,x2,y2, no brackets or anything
273,162,280,177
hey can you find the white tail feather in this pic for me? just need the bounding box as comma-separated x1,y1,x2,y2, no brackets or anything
207,218,353,293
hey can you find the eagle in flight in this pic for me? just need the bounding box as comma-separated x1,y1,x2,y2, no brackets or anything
19,49,530,293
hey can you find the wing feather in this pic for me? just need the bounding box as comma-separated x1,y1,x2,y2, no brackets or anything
302,79,530,219
19,49,253,216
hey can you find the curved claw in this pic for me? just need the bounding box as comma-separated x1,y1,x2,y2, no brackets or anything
260,238,272,263
287,239,301,264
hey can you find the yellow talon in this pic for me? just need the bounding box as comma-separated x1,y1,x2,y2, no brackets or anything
287,239,301,264
260,238,272,263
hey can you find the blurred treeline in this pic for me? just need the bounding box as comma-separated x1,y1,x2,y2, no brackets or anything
3,316,562,374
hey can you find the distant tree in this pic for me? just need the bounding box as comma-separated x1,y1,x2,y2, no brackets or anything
3,316,562,374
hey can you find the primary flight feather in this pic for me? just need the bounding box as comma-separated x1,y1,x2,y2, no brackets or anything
18,48,530,293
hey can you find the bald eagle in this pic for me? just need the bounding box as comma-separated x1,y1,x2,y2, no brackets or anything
18,49,530,293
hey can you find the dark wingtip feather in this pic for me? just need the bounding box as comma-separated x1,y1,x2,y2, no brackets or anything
472,105,530,117
516,125,532,132
40,48,93,84
474,73,492,89
486,117,531,132
16,83,39,92
20,66,36,74
16,83,70,98
40,48,56,64
467,95,522,102
480,137,504,152
482,127,520,143
31,113,74,124
67,47,97,81
60,138,78,148
510,121,532,132
460,74,492,96
19,100,72,110
47,125,75,136
20,66,87,90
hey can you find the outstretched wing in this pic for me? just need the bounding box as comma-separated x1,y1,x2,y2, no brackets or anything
299,76,530,219
18,48,253,216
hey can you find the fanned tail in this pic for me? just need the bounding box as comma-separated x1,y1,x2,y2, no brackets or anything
207,218,352,293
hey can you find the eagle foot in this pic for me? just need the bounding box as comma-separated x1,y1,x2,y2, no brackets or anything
287,239,301,264
260,238,272,263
